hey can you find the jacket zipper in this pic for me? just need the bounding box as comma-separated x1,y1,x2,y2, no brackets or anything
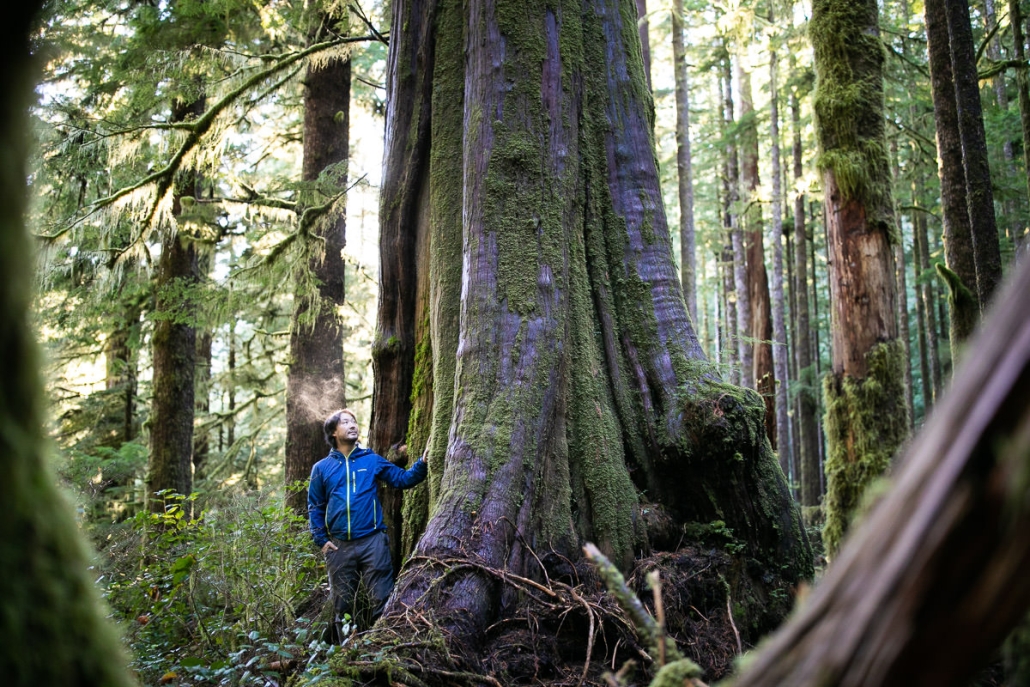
345,454,352,539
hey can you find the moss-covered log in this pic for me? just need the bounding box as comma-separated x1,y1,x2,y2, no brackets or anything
368,0,813,668
0,4,136,684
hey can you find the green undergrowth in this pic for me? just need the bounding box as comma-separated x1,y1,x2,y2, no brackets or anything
94,491,335,686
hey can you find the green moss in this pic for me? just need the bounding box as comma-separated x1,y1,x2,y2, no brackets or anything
651,659,704,686
822,340,908,557
809,0,898,244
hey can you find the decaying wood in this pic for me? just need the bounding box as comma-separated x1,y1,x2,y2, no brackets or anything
732,257,1030,687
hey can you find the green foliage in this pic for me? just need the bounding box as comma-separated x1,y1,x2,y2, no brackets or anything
98,491,331,685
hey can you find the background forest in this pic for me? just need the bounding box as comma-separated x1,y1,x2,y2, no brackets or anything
22,0,1030,684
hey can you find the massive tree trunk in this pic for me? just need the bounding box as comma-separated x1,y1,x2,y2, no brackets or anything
372,0,812,661
811,0,907,557
1,3,136,683
284,15,350,512
732,256,1030,687
147,98,203,512
672,0,696,323
925,0,980,347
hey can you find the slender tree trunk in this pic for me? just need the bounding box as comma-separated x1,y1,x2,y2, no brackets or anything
193,250,213,478
792,74,821,507
912,201,933,420
914,191,943,403
672,0,696,322
726,54,751,389
1011,0,1030,249
285,15,350,511
227,320,236,449
892,140,915,432
374,0,812,658
147,96,203,512
945,0,1002,308
721,55,741,387
985,0,1020,247
104,297,141,445
194,329,212,477
925,0,979,349
769,22,791,473
739,63,776,447
811,0,907,557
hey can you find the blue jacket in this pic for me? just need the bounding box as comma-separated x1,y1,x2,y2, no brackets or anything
307,445,427,547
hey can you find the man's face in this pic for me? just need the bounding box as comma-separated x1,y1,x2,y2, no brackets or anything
333,414,359,446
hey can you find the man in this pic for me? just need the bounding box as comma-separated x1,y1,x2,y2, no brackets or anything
307,408,428,638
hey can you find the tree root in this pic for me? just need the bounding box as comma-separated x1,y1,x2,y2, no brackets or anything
323,539,796,686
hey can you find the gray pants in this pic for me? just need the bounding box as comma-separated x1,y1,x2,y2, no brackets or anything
325,530,393,627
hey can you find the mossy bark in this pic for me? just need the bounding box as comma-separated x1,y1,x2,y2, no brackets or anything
811,0,907,557
1,4,136,683
375,0,812,654
821,341,908,554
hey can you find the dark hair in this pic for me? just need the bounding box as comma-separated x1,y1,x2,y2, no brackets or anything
323,408,357,449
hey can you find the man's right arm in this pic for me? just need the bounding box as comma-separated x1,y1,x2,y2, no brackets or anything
307,466,331,549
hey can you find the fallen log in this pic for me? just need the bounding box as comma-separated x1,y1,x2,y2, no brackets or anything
731,256,1030,686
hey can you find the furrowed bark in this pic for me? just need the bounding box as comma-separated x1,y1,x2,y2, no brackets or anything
945,0,1002,309
924,0,978,347
377,0,812,660
370,0,438,564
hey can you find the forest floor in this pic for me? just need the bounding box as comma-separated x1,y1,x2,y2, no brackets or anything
326,546,769,687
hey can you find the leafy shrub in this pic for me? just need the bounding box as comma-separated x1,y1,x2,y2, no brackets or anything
97,490,336,685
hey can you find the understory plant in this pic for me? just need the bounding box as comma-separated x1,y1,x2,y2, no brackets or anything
96,490,337,685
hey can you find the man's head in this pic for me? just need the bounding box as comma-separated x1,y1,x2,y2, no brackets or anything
323,408,359,449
